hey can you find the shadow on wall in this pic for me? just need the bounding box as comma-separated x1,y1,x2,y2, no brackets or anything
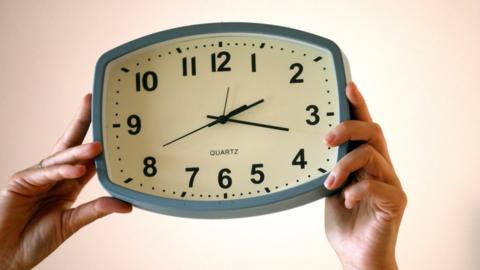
470,207,480,269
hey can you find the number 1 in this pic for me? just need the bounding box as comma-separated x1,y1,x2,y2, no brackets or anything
251,53,256,72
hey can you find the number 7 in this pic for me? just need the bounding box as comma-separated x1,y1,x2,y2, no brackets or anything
185,167,200,187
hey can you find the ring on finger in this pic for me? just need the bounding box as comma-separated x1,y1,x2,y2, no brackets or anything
37,159,45,169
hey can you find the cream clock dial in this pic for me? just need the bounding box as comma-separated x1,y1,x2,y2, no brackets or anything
93,23,351,218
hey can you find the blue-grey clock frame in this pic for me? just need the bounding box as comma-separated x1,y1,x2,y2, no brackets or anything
92,22,350,219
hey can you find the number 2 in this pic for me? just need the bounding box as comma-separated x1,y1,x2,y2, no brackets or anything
289,63,304,83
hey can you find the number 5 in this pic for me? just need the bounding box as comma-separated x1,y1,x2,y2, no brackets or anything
250,163,265,184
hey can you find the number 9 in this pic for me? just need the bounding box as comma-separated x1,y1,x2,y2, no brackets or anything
127,114,141,135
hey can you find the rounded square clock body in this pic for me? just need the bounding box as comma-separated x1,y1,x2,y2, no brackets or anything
92,22,351,218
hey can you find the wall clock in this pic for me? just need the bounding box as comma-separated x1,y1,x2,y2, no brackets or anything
92,22,351,218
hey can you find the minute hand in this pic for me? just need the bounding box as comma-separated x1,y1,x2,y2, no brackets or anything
162,99,264,147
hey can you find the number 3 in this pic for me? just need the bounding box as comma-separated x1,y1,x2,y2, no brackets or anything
306,105,320,125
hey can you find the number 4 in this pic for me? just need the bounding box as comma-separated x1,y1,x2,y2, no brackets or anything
292,149,307,169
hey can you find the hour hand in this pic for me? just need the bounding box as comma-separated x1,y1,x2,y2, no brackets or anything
206,115,289,132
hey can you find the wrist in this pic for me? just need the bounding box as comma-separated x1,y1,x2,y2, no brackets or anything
339,256,398,270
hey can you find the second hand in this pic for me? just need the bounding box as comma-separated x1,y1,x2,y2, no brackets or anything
222,87,230,117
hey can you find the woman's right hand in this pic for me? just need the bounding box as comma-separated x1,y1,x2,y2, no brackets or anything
0,93,132,270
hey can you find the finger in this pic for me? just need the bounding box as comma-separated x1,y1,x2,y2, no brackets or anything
47,160,98,204
68,159,98,201
9,164,87,196
38,159,98,211
61,197,132,238
52,93,92,154
324,144,398,190
342,180,407,220
323,120,390,162
77,159,98,187
42,141,102,168
346,82,373,122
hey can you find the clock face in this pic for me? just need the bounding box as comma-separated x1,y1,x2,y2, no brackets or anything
93,23,350,218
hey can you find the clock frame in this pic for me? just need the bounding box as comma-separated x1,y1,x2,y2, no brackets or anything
92,22,351,218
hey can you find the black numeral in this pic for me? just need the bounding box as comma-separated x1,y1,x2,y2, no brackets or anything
292,149,307,169
289,63,304,83
250,163,265,184
218,168,232,189
135,71,158,91
143,156,157,177
127,114,141,135
211,51,231,72
185,167,199,188
251,53,256,72
182,57,197,76
306,105,320,125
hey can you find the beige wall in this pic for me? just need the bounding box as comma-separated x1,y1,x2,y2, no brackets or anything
1,1,479,269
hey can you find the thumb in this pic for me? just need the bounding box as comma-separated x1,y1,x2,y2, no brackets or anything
61,197,132,238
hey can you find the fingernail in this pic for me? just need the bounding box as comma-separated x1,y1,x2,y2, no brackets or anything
88,141,102,151
347,82,356,94
349,81,356,89
324,173,336,189
345,200,353,209
323,133,335,145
